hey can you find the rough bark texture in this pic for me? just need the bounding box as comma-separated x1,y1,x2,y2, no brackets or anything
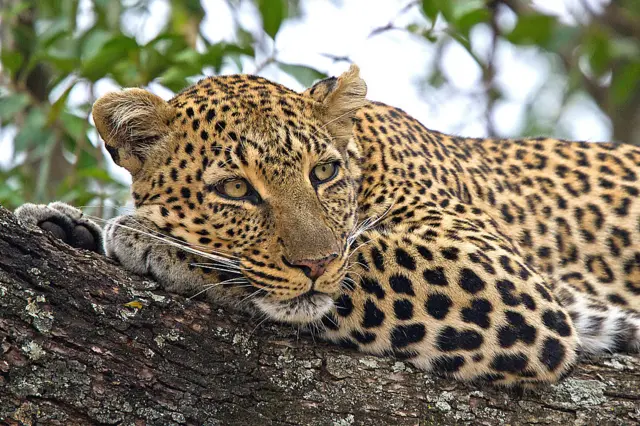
1,205,639,426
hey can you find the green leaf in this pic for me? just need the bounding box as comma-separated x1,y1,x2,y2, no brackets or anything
80,35,139,81
450,0,485,18
75,146,100,170
237,28,255,47
13,108,50,151
0,93,30,121
583,30,611,77
278,63,327,87
111,61,143,86
48,82,76,125
60,111,88,141
159,66,198,92
455,8,490,37
0,1,29,20
146,33,190,56
421,0,438,21
173,48,202,66
611,61,640,106
77,167,115,182
38,17,71,48
41,51,79,73
421,0,453,22
546,25,580,52
200,43,254,73
93,0,121,30
258,0,287,39
0,51,24,76
0,174,24,209
506,14,557,46
81,29,113,60
609,37,640,60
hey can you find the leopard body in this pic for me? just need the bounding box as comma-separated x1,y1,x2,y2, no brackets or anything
16,65,640,386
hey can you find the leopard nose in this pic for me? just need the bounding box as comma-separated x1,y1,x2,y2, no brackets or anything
286,253,338,280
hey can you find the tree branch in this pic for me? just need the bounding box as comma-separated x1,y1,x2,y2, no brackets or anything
1,205,639,425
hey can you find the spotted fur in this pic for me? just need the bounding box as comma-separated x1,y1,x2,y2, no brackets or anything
16,65,640,387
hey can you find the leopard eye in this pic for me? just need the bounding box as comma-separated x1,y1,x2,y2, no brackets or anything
219,179,249,198
311,162,338,184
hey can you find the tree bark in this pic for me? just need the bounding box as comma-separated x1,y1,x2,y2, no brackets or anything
1,205,639,426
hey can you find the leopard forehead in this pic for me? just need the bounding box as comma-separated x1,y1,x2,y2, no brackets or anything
171,76,330,153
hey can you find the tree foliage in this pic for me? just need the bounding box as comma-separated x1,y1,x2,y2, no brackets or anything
0,0,638,212
398,0,639,142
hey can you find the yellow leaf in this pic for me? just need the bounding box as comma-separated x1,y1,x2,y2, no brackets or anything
124,300,143,309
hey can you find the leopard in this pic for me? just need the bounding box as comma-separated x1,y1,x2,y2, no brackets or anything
15,65,640,387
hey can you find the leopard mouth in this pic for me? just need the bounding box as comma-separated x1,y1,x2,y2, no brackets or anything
253,291,334,324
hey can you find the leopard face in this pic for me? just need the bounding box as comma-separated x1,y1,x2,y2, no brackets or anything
92,67,367,323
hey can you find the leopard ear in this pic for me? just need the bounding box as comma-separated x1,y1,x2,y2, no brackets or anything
92,88,175,175
304,64,367,149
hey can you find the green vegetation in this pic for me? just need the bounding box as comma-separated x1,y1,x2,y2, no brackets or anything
0,0,638,213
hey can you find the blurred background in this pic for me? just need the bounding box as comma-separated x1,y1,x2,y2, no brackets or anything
0,0,638,216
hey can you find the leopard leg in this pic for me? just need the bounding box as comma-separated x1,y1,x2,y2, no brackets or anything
104,215,248,301
321,207,581,387
13,203,259,305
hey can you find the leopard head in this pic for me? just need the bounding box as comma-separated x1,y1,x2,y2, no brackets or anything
92,65,367,323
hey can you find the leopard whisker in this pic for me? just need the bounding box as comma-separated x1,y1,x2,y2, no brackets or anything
140,240,241,263
239,288,269,305
190,262,250,273
98,218,239,268
190,264,245,275
342,277,357,291
345,277,358,288
320,312,338,329
83,212,243,263
343,275,358,283
313,106,362,137
248,313,271,339
345,270,364,283
347,201,395,247
127,225,243,262
347,261,369,270
346,240,374,258
347,216,374,245
188,278,250,300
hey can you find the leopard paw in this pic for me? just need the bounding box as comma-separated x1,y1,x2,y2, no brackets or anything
14,202,104,254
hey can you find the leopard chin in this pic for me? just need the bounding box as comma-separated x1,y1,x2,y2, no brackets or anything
253,292,334,324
